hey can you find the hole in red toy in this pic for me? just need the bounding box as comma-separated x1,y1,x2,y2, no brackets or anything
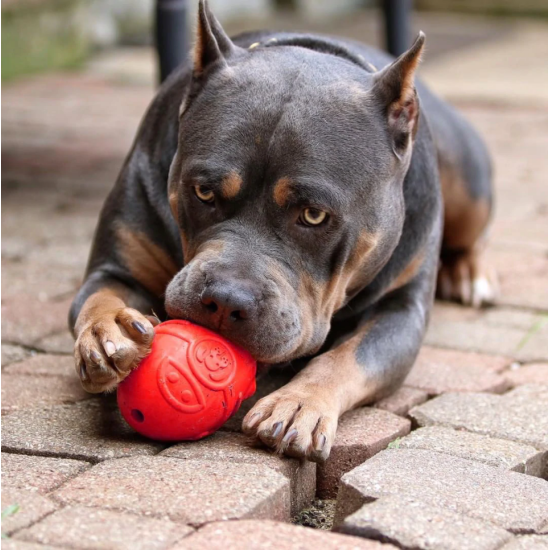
131,409,145,423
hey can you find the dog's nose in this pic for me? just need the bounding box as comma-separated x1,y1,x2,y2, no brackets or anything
200,283,257,323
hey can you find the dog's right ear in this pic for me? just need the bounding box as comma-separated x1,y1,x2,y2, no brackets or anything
193,0,236,76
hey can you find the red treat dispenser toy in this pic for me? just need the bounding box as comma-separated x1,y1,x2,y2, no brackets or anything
117,320,257,441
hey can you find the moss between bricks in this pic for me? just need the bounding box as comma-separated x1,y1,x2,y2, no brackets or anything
292,499,336,530
2,0,90,81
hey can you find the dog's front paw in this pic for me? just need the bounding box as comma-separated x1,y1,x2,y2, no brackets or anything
74,307,155,393
242,387,338,463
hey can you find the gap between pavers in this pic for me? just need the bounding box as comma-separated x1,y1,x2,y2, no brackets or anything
334,449,548,534
161,431,315,516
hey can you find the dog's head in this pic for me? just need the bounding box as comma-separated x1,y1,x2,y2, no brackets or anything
165,0,425,363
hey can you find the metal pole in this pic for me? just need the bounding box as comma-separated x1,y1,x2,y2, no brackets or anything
156,0,189,83
383,0,412,57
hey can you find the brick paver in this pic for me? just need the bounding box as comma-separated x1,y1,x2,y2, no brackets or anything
1,489,58,536
373,386,428,416
501,535,549,550
2,400,165,461
34,330,74,355
1,541,57,550
4,354,75,376
1,296,72,347
410,385,548,450
161,431,315,515
2,453,89,494
404,347,511,395
1,343,33,367
15,506,193,549
504,363,548,387
425,304,547,362
173,520,395,549
317,408,410,499
398,426,546,476
2,373,91,415
335,449,548,533
337,495,512,550
53,456,290,525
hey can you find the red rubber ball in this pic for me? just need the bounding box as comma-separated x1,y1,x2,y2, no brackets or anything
117,320,257,441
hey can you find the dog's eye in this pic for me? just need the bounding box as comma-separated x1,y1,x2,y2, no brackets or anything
194,185,215,204
300,208,328,226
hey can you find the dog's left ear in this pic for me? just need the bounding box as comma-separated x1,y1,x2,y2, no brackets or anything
372,32,425,159
194,0,236,76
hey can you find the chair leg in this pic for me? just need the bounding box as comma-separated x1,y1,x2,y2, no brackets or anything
156,0,189,83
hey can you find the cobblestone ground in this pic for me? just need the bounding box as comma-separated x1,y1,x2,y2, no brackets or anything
2,12,547,549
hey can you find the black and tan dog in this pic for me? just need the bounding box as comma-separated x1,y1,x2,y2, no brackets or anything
70,0,496,462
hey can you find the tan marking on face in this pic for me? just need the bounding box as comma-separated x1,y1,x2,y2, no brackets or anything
169,191,179,220
273,177,292,207
221,171,243,199
116,225,178,297
386,248,426,294
440,163,491,250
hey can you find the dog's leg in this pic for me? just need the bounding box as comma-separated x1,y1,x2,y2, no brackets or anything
243,258,436,462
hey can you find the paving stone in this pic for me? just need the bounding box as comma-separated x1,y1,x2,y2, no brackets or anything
1,488,58,536
1,296,72,347
54,456,290,525
1,541,58,550
398,426,547,477
337,495,512,550
33,331,74,355
486,247,548,310
335,449,548,534
410,385,548,450
174,520,394,549
373,386,429,416
2,373,91,415
2,453,89,494
1,343,34,367
16,506,193,549
425,304,547,362
161,431,315,515
501,535,549,550
504,363,547,387
4,354,75,376
2,399,165,462
318,408,411,499
404,346,511,395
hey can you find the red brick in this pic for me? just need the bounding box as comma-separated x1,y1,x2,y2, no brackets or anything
16,506,193,549
161,431,315,515
317,408,410,498
1,488,58,536
1,343,34,367
2,453,89,494
174,520,395,549
54,456,291,525
374,386,428,416
1,373,90,415
1,296,72,346
504,363,547,387
404,346,511,396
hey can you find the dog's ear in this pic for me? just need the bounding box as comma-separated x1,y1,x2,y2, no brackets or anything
372,32,425,159
193,0,235,75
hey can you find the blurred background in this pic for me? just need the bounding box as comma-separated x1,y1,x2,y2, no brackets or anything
1,0,547,363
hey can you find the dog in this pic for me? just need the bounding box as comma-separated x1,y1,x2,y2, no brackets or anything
69,0,496,463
